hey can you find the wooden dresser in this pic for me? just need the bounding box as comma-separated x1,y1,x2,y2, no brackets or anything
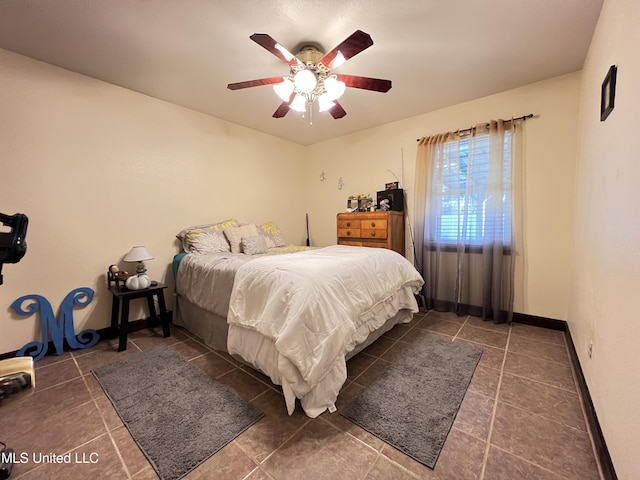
336,211,405,256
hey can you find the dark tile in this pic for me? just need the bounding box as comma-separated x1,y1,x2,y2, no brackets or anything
32,357,82,389
381,427,485,480
467,364,501,399
491,402,599,480
365,455,418,479
457,324,509,349
0,376,92,421
453,389,495,440
216,367,270,402
508,334,570,365
128,332,182,351
131,466,160,479
455,338,505,371
168,338,212,360
2,401,108,477
183,441,257,479
346,352,377,380
190,351,236,378
18,433,128,480
334,381,365,411
235,389,309,462
74,344,142,374
503,352,576,392
352,358,391,388
414,315,463,336
484,445,567,480
361,336,396,358
244,467,275,480
499,373,585,430
379,339,412,363
382,319,417,340
111,425,151,476
511,323,566,346
34,351,73,368
321,411,385,452
260,419,378,480
464,315,511,333
427,310,468,324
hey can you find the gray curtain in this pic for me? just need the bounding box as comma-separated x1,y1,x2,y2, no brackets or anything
414,119,523,323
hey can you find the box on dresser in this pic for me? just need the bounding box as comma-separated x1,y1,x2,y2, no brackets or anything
376,188,404,212
337,211,405,256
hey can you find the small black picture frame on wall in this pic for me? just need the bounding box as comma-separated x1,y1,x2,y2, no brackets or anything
600,65,617,121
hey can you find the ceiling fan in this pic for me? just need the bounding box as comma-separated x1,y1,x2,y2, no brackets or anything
227,30,392,120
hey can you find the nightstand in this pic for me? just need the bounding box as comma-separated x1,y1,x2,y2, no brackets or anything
109,282,170,351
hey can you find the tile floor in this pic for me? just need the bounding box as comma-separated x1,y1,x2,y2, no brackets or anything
0,311,604,480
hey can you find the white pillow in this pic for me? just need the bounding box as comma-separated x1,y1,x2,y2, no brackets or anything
223,224,259,254
189,229,230,255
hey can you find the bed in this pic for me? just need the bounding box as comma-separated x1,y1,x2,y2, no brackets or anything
172,219,424,417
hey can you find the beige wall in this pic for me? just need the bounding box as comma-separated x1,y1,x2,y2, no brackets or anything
569,1,640,478
304,73,581,321
0,49,307,353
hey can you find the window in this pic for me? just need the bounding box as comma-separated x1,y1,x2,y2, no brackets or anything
430,131,512,246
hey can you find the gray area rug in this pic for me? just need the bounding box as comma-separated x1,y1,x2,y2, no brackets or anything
93,345,263,480
341,333,482,468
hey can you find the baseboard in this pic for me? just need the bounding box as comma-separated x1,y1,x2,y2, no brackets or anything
511,311,567,331
565,327,618,480
0,311,173,360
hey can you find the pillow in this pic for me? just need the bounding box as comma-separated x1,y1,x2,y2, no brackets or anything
241,235,268,255
176,219,238,252
257,222,287,248
189,229,230,255
223,223,259,254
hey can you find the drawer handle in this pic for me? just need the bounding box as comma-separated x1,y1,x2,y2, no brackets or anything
346,222,351,227
347,231,351,236
371,231,376,237
371,222,376,227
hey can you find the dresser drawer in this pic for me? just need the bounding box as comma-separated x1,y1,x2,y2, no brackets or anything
361,222,387,240
337,219,358,229
337,228,361,238
360,241,389,248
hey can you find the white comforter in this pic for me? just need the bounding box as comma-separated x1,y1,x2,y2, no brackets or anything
226,245,424,416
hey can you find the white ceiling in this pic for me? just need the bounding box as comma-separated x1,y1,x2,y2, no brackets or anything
0,0,603,146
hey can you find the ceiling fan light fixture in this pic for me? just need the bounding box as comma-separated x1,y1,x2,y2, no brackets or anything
293,69,317,94
273,78,294,101
289,93,307,112
332,51,347,69
317,94,335,112
324,76,346,101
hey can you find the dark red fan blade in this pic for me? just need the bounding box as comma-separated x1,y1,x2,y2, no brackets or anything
329,101,347,119
335,74,392,92
250,33,302,67
227,76,286,90
320,30,374,69
273,102,290,118
272,91,297,118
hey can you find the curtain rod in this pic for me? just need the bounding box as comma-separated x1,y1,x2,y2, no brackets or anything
416,113,534,142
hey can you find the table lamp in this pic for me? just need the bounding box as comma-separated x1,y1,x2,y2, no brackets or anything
123,246,154,275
